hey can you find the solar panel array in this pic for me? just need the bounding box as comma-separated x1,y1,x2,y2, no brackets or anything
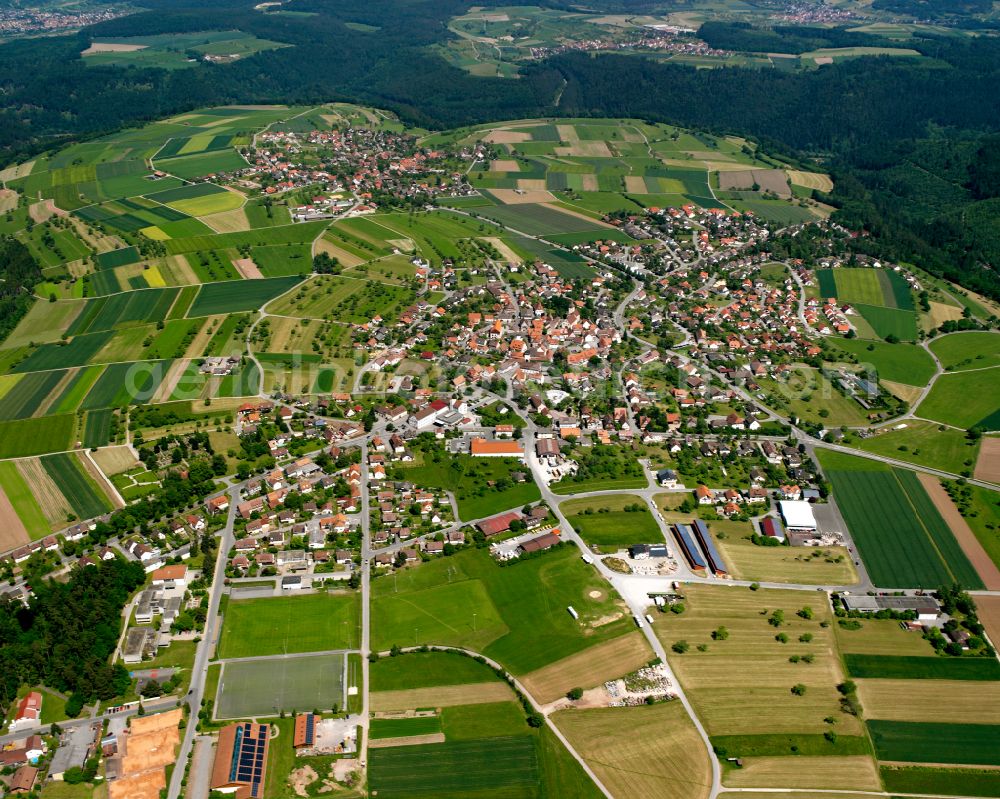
229,722,268,798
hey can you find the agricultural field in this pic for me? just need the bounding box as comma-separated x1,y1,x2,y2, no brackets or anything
655,584,864,738
930,331,1000,371
188,276,302,316
553,701,712,799
712,529,857,585
0,415,76,459
758,368,870,427
869,720,1000,766
0,461,48,545
371,545,637,675
825,337,935,387
39,453,114,520
818,450,982,588
851,420,981,475
560,493,661,550
83,31,289,69
217,592,360,659
370,650,501,692
916,367,1000,430
215,653,345,719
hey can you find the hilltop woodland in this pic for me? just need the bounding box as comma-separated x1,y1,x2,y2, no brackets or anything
0,559,146,719
0,0,999,297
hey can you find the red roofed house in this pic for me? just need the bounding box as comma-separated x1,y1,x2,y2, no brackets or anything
9,692,42,732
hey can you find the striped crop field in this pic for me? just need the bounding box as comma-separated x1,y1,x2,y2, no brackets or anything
819,451,981,588
40,453,112,519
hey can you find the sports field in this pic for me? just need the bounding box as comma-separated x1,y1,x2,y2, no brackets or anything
215,653,345,718
555,701,712,799
818,450,982,588
371,546,635,675
217,592,360,659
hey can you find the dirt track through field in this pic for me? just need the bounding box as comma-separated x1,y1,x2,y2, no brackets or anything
975,437,1000,484
0,484,29,551
918,473,1000,589
371,682,513,711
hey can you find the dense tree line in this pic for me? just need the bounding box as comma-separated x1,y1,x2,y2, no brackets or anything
0,238,42,344
0,559,145,717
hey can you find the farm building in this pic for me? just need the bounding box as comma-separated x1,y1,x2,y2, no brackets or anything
673,524,707,573
840,594,940,620
293,713,316,749
211,722,270,799
778,500,817,532
691,519,728,577
477,511,522,538
519,532,560,555
759,517,785,541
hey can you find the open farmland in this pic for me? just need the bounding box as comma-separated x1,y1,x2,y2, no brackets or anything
818,450,982,588
654,584,862,738
370,650,503,692
215,653,345,719
916,367,1000,430
826,337,935,386
930,331,1000,371
40,453,112,520
852,420,980,476
713,532,857,585
0,415,75,459
217,592,360,659
553,701,712,799
372,545,636,675
188,276,302,316
843,654,1000,681
869,720,1000,766
721,756,880,791
0,462,47,543
856,678,1000,724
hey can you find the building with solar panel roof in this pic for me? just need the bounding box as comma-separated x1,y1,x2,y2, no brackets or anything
210,722,270,798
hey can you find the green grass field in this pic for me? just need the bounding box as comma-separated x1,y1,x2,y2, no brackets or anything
372,545,635,675
368,736,539,797
852,420,980,475
881,765,1000,797
370,715,442,739
217,592,360,659
0,415,75,459
930,332,1000,371
818,450,982,588
188,276,302,316
370,650,501,692
917,367,1000,430
826,338,935,386
0,461,49,538
855,304,918,341
215,654,345,718
869,720,1000,765
399,453,540,519
560,494,661,549
844,654,1000,681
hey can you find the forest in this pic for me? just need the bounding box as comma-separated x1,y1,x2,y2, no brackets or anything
0,239,42,345
0,559,146,718
0,0,998,297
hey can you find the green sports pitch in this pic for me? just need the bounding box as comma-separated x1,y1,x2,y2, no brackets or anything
215,653,345,719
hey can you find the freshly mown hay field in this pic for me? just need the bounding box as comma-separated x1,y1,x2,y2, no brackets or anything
398,452,540,519
852,420,980,476
371,546,636,675
818,450,982,588
370,650,502,692
930,331,1000,371
560,493,661,550
0,414,75,459
713,532,857,585
553,701,712,799
188,275,302,316
520,632,652,704
217,592,360,659
976,437,1000,485
370,683,515,713
869,720,1000,766
856,678,1000,724
655,584,861,737
722,756,880,791
843,654,1000,681
825,337,935,387
92,445,140,475
917,367,1000,431
881,765,1000,797
215,653,345,719
16,457,74,529
816,267,913,310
